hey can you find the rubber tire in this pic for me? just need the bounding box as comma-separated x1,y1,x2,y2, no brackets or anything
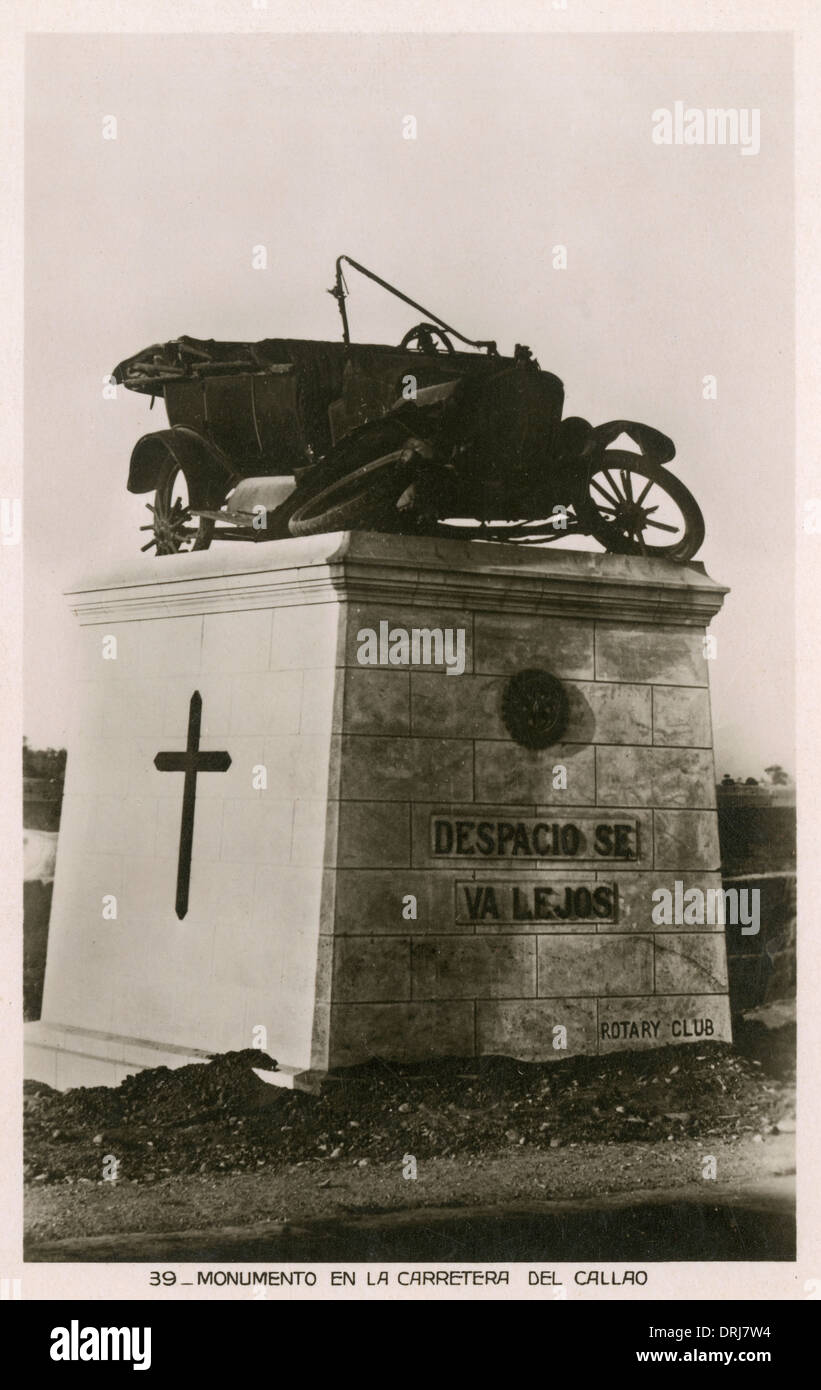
287,450,416,537
151,453,217,554
579,450,705,562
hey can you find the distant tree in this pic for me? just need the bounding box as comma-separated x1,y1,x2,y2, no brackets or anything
720,774,736,786
764,764,791,785
22,741,67,783
744,777,759,786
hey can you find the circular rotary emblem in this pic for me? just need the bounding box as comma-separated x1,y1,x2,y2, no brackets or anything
501,668,569,749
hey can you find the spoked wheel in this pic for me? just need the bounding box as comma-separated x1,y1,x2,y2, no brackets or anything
288,450,419,537
140,456,215,555
581,450,705,561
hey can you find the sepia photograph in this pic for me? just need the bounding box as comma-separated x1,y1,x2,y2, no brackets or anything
4,6,816,1327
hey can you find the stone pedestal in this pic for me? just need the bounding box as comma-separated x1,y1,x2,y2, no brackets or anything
25,533,730,1089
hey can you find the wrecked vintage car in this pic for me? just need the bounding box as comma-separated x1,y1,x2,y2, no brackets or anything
113,255,705,560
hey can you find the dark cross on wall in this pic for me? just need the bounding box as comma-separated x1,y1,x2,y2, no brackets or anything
154,691,231,919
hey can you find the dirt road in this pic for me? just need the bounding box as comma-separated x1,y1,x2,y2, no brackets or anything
26,1132,794,1261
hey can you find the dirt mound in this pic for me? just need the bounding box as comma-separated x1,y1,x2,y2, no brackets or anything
24,1040,793,1188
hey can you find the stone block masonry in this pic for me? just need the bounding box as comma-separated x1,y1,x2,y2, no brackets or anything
25,532,730,1088
327,537,729,1067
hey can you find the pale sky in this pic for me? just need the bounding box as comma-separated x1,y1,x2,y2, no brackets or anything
24,32,794,777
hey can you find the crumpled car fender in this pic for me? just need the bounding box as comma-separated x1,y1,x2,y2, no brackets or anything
126,425,234,495
591,419,676,463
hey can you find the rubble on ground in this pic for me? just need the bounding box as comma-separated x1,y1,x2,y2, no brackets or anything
24,1030,795,1187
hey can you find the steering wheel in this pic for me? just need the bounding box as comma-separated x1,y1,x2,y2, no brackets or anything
399,322,455,355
